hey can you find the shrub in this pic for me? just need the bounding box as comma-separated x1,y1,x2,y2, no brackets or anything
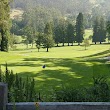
0,63,38,102
54,76,110,102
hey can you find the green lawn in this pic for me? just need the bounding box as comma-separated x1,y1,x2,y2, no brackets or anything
0,43,110,100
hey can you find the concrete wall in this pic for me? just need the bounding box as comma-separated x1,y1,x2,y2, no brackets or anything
0,83,8,110
7,102,110,110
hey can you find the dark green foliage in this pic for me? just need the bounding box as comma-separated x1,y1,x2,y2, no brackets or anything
92,76,109,101
106,19,110,42
0,0,10,52
1,29,9,52
10,19,24,36
76,13,84,45
23,26,35,48
0,63,37,102
98,17,106,44
55,76,110,102
43,23,54,52
59,19,67,46
66,23,75,46
54,19,67,46
54,24,61,46
92,17,100,44
35,33,43,52
92,17,106,44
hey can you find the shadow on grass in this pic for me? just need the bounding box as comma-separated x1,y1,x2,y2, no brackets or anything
3,62,42,67
5,57,110,98
77,49,110,59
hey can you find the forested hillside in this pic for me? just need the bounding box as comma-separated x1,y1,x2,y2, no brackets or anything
12,0,110,16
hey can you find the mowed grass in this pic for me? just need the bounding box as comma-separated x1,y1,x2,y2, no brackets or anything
0,43,110,100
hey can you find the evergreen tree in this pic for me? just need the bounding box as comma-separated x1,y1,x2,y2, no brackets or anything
54,25,61,47
43,23,54,52
99,17,106,44
0,0,10,51
66,23,75,46
76,13,84,45
92,17,106,44
23,26,35,48
107,20,110,43
92,17,100,44
58,19,67,46
35,33,43,52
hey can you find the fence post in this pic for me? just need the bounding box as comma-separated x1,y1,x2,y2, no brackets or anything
0,83,8,110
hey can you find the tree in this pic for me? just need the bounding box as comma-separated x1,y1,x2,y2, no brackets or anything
76,13,84,45
106,19,110,43
43,23,54,52
92,17,106,44
35,33,43,52
92,17,100,44
21,6,62,49
82,39,90,50
0,0,11,51
54,21,65,47
10,19,24,36
99,17,106,44
54,25,61,47
66,23,75,46
23,26,35,48
58,19,67,46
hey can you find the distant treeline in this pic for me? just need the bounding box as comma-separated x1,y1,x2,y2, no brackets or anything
10,7,110,52
12,0,110,18
1,0,110,52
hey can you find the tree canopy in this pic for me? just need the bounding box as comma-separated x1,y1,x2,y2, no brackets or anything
0,0,11,51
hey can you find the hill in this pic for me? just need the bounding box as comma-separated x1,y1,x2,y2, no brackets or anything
12,0,110,16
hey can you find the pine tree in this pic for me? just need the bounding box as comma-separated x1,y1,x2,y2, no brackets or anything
107,20,110,43
99,17,106,44
43,23,54,52
76,13,84,45
55,19,67,46
66,23,75,46
54,25,61,47
35,33,43,52
92,17,106,44
60,20,67,46
0,0,10,51
92,17,100,44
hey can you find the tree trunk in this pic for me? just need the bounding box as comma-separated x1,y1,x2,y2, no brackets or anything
95,42,96,44
78,43,80,45
68,42,69,46
62,42,64,46
47,48,48,52
38,48,39,52
100,42,102,44
71,42,73,46
57,43,58,47
31,42,33,48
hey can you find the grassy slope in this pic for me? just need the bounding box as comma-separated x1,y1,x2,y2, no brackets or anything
0,44,110,100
